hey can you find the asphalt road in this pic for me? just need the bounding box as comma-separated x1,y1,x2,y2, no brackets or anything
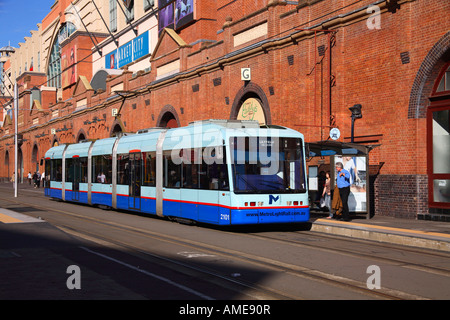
1,184,449,305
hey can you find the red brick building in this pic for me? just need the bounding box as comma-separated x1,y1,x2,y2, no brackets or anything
1,0,449,220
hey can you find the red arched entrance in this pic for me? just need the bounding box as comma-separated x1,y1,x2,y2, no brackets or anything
427,62,450,215
157,105,180,128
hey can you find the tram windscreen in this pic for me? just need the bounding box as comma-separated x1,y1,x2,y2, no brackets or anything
230,137,306,193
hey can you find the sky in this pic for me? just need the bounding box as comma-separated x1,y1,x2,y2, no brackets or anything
0,0,56,49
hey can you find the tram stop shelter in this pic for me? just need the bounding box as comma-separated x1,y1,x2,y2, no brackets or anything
305,140,380,219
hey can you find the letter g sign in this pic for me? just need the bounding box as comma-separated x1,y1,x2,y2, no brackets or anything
241,68,251,81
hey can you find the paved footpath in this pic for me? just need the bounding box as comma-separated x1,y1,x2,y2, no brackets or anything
310,212,450,252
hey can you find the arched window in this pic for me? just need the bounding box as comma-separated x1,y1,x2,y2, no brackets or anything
436,65,450,93
47,22,76,88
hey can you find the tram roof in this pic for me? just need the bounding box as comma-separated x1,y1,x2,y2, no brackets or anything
44,120,306,157
115,120,304,153
65,141,93,158
45,144,67,159
91,137,117,156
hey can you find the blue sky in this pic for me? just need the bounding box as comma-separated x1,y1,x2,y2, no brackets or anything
0,0,56,49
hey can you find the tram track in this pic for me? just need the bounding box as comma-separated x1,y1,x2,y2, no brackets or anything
13,205,417,300
0,192,293,299
239,231,450,278
0,190,436,300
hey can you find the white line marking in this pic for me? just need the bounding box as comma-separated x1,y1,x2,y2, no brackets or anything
177,251,216,258
80,246,214,300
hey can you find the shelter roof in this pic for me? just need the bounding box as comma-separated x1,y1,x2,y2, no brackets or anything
306,140,379,157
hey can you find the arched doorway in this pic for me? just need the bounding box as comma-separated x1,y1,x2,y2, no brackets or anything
427,63,450,213
162,116,178,128
76,130,87,142
111,122,124,137
4,150,10,181
230,82,271,125
32,144,39,172
18,148,23,183
157,105,180,128
408,31,450,217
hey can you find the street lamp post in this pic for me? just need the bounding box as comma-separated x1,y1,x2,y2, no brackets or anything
349,104,362,143
14,82,18,197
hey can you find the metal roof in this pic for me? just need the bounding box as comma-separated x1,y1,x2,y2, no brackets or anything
306,140,379,157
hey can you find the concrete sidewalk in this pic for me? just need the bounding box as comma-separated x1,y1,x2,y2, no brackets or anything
310,212,450,252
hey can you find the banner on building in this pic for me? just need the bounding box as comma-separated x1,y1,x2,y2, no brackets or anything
158,0,194,35
175,0,194,29
61,45,77,88
105,31,151,69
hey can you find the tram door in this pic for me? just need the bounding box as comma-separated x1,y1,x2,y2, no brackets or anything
72,158,81,201
129,153,141,210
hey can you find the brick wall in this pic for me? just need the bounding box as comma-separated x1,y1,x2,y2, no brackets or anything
1,0,450,218
374,174,428,219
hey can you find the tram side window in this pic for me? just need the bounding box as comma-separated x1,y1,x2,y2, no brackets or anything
80,157,88,182
117,154,129,185
206,162,229,191
180,147,229,191
181,148,200,189
66,157,88,183
50,159,62,182
164,150,181,188
65,158,73,182
45,159,51,183
142,152,156,186
162,147,229,190
92,155,112,184
183,163,198,189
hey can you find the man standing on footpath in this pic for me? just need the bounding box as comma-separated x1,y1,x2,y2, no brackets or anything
336,162,351,221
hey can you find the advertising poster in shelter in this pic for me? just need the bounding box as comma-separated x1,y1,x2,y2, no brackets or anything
334,155,367,212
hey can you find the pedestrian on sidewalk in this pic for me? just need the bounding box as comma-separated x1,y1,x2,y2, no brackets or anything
336,162,351,221
41,171,45,188
331,185,342,218
27,172,32,185
36,171,41,188
33,172,38,188
322,171,333,218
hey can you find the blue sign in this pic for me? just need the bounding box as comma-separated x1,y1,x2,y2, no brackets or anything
105,31,150,69
105,50,117,69
118,41,133,68
133,31,149,61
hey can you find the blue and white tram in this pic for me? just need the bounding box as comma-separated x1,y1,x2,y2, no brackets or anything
44,120,309,225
